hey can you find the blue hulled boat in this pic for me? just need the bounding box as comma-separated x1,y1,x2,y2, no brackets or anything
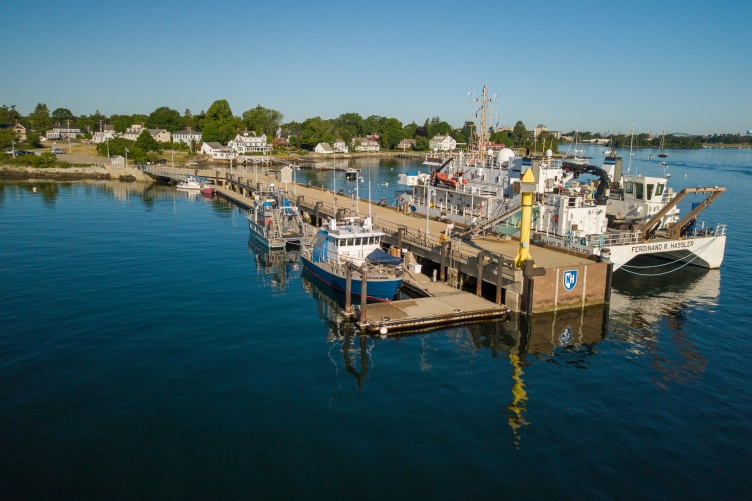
300,216,404,302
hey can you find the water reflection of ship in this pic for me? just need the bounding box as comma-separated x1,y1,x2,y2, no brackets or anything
247,237,301,292
303,267,608,444
301,268,371,389
608,267,720,387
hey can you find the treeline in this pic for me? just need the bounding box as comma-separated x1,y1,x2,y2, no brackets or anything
566,130,751,148
703,133,751,145
1,99,560,153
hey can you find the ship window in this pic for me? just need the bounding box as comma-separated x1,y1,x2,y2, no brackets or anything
647,184,654,199
625,181,633,194
354,237,362,246
635,182,644,199
655,184,665,196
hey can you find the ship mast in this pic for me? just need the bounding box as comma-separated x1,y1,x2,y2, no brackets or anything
469,85,496,165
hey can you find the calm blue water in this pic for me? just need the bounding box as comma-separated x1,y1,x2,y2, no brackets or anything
1,146,751,499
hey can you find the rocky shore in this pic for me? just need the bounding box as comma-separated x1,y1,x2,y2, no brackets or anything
0,164,149,182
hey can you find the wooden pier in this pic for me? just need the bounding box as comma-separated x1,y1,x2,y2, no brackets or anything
143,165,612,319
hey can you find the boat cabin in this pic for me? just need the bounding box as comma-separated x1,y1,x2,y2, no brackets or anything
311,217,385,266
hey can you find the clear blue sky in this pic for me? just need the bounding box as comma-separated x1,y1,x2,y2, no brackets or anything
1,0,750,135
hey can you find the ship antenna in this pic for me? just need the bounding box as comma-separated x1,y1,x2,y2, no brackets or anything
627,122,635,174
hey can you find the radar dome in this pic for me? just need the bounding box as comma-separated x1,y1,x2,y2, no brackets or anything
546,148,553,157
496,147,516,165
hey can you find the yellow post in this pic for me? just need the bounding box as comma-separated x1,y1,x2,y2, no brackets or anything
514,169,536,269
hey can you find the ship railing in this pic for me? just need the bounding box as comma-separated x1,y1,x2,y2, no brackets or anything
373,219,485,267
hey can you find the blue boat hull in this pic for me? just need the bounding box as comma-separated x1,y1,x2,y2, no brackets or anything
300,256,402,302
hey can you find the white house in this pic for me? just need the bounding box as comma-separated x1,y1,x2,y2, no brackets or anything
228,132,272,154
45,125,82,140
429,133,457,151
332,139,348,153
314,142,334,154
172,129,202,145
111,155,125,167
92,131,117,144
200,141,238,160
352,137,380,152
92,124,117,144
121,124,145,141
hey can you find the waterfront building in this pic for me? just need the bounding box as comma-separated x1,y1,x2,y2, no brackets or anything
314,142,334,154
332,139,348,153
121,124,146,141
173,129,202,145
352,137,380,152
45,125,82,140
397,138,416,150
149,129,172,143
200,141,238,160
429,133,457,151
228,132,272,154
92,124,117,144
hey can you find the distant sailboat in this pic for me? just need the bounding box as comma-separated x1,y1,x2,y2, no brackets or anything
658,130,668,158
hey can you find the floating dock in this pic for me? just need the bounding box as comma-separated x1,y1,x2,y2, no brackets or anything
357,270,508,336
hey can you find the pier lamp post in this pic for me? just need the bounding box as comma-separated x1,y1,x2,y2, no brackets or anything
425,188,435,236
514,169,536,268
125,148,129,168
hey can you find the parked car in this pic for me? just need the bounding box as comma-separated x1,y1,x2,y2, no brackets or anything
51,148,65,154
4,150,34,156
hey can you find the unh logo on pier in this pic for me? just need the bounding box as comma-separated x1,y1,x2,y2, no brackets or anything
563,270,578,291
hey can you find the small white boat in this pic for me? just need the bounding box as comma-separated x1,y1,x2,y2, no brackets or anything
176,175,206,191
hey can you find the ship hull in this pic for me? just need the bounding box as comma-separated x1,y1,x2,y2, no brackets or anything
300,255,402,302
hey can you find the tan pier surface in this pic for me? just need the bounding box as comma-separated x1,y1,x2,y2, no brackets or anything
357,269,508,335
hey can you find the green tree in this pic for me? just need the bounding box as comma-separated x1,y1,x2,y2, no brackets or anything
426,117,451,138
490,130,513,146
415,136,430,150
200,99,238,144
512,121,531,147
147,106,182,132
403,122,419,138
96,137,134,157
28,103,52,133
26,131,43,148
77,110,106,135
296,116,335,150
378,117,405,149
0,127,17,149
0,105,22,124
134,129,161,152
333,112,364,141
51,108,75,123
363,115,385,136
241,105,284,136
